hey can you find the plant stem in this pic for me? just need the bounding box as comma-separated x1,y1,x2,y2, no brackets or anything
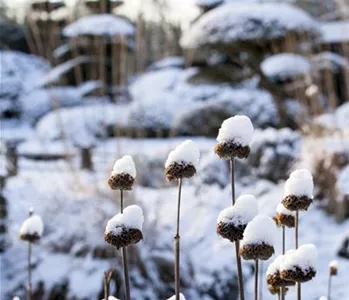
280,226,286,300
104,272,109,300
255,259,259,300
230,159,245,300
328,274,332,300
120,189,130,300
295,210,300,300
175,178,183,300
27,241,32,300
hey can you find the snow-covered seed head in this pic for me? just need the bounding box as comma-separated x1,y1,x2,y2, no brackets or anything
329,260,339,276
102,296,120,300
275,203,295,228
167,294,186,300
165,140,200,181
216,195,258,242
318,297,328,300
240,215,277,260
280,244,317,283
20,212,44,243
104,205,144,249
108,155,136,190
214,115,254,160
282,169,314,211
266,255,296,288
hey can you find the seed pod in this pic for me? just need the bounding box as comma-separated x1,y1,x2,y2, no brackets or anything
104,226,143,249
240,242,275,260
165,162,196,182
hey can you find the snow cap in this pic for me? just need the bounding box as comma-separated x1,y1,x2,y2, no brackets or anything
318,297,328,300
266,254,286,275
102,297,120,300
216,115,254,146
20,214,44,237
105,205,144,234
112,155,136,177
276,203,295,216
284,169,314,198
281,244,317,271
217,194,258,225
167,294,186,300
241,215,277,246
165,140,200,168
329,260,339,269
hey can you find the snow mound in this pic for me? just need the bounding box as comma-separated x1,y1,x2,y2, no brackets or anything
241,215,277,246
112,155,136,177
320,21,349,44
281,244,317,271
266,254,286,275
165,140,200,168
316,103,349,130
261,53,311,80
105,205,144,234
63,14,135,37
217,194,258,225
276,203,294,216
217,115,254,146
167,294,186,300
284,169,314,198
311,52,349,71
181,3,320,48
20,214,44,237
147,56,185,71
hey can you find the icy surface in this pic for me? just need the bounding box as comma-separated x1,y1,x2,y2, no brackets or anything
284,169,314,198
63,14,135,37
112,155,136,177
281,244,317,270
261,53,311,80
241,215,277,246
276,203,295,216
320,21,349,44
216,115,254,146
105,205,144,233
20,214,44,237
165,140,200,168
217,194,258,225
181,3,320,48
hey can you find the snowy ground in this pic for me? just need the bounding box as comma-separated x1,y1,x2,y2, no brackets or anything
1,137,348,300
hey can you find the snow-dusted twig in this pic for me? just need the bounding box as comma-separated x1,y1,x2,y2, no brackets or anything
165,140,199,300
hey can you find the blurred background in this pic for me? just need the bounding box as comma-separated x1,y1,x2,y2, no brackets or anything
0,0,348,299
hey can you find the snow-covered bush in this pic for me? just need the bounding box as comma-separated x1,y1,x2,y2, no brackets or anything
247,128,301,182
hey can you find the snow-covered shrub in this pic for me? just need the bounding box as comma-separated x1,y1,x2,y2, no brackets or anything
247,128,301,182
174,89,278,136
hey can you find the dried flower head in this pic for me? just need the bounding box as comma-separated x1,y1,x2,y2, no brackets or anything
266,255,296,287
214,115,254,160
275,203,295,228
165,140,200,181
329,260,339,276
20,210,44,243
108,155,136,190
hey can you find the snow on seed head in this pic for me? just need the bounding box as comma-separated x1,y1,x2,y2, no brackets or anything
167,294,186,300
20,214,44,237
217,194,258,225
241,215,277,246
266,254,286,275
276,203,295,216
284,169,314,197
105,205,144,234
112,155,136,177
281,244,317,271
216,115,254,146
165,140,200,168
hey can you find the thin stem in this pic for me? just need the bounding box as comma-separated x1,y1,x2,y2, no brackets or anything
175,178,183,300
104,272,109,300
295,210,300,300
255,260,259,300
281,226,286,300
230,159,245,300
259,261,263,300
27,242,32,300
120,189,130,300
328,274,332,300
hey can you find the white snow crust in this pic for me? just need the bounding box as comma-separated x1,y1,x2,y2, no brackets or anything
20,214,44,237
167,294,186,300
241,215,277,246
112,155,136,177
165,140,200,168
284,169,314,198
281,244,317,271
266,254,286,276
276,203,295,216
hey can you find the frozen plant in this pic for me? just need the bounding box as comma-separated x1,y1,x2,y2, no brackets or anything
275,203,295,228
20,208,44,300
165,140,199,300
217,194,258,242
328,260,339,300
108,155,137,190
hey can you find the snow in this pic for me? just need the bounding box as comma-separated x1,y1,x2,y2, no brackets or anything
194,0,222,7
316,103,349,131
276,203,295,216
241,215,277,246
305,84,319,97
266,254,285,276
318,297,328,300
217,194,258,225
320,21,349,44
284,169,314,198
181,3,320,48
311,52,349,71
167,294,186,300
338,165,349,197
165,140,200,168
216,115,254,146
111,155,136,177
261,53,311,80
20,214,44,237
147,56,185,71
63,14,135,37
281,244,317,271
329,260,339,269
102,297,120,300
105,205,144,234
